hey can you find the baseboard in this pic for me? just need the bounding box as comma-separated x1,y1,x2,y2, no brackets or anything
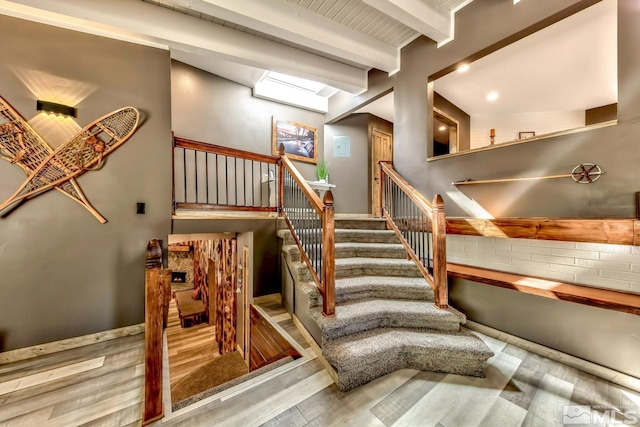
466,320,640,393
0,323,145,365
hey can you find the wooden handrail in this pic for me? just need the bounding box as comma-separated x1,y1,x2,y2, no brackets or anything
280,153,324,215
380,162,448,309
174,137,279,164
380,162,434,216
279,146,335,316
446,217,640,246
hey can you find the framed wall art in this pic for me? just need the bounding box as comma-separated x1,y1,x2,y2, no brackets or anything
272,118,317,164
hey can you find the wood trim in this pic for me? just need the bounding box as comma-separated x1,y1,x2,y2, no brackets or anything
432,195,448,309
174,137,279,164
0,324,144,365
446,217,640,246
175,203,277,213
380,162,434,217
281,155,323,215
322,191,336,316
447,263,640,316
143,268,164,425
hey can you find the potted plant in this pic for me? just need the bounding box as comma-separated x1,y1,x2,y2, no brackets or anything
317,162,329,183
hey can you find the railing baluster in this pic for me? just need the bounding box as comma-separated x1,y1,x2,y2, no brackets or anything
205,152,209,204
215,153,219,205
183,148,187,203
194,150,199,203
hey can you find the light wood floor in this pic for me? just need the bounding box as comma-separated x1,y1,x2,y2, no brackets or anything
1,299,639,426
166,297,218,390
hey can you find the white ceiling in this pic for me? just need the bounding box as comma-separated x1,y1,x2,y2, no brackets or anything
0,0,473,95
436,0,617,116
357,0,617,122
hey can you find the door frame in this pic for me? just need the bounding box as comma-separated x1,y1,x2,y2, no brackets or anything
371,128,393,216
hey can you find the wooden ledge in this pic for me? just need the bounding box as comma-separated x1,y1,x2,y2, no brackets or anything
446,217,640,246
447,263,640,316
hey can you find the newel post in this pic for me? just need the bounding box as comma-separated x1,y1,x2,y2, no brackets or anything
432,194,448,309
278,144,285,212
322,190,336,316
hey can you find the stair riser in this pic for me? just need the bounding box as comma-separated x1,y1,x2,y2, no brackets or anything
334,219,388,230
335,246,406,259
321,317,461,340
335,231,399,244
336,265,423,279
331,353,487,392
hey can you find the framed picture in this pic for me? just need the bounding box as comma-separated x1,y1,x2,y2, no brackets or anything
272,118,318,164
518,131,536,139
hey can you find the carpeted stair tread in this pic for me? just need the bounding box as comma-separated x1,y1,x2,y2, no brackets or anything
322,327,494,391
310,298,465,339
334,276,434,303
281,242,407,262
335,257,422,278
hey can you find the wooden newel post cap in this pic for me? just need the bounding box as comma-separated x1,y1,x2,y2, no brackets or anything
323,190,334,206
278,144,285,155
433,194,445,210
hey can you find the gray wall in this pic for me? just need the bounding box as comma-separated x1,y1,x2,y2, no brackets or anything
324,114,370,214
0,17,172,351
434,92,471,152
171,60,324,181
323,113,393,214
172,219,279,297
326,0,640,376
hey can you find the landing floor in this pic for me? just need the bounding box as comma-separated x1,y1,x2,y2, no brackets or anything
0,315,638,426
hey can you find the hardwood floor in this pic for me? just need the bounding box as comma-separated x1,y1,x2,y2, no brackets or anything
1,297,639,426
166,296,218,390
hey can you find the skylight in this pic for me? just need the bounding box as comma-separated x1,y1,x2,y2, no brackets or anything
253,71,338,113
264,72,326,94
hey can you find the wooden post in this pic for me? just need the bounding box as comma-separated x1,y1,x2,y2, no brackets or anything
143,268,164,425
322,191,336,316
432,194,448,309
160,269,171,328
278,144,285,213
379,162,387,217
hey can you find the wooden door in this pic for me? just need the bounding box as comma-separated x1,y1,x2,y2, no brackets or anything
372,129,393,216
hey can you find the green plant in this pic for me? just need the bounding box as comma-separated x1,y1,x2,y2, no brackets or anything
316,162,328,181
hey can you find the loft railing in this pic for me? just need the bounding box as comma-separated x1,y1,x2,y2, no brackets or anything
173,137,279,213
279,147,335,316
379,161,448,309
171,138,336,316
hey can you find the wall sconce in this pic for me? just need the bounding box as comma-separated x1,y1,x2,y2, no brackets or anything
36,100,77,118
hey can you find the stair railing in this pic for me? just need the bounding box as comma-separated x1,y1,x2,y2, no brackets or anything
173,136,280,213
279,146,335,316
379,161,448,309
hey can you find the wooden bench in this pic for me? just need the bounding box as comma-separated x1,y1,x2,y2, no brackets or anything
174,289,207,327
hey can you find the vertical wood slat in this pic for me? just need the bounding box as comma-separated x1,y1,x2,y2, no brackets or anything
432,195,448,309
143,268,164,426
322,191,336,316
160,269,172,328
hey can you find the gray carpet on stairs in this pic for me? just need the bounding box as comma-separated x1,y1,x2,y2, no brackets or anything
277,219,495,392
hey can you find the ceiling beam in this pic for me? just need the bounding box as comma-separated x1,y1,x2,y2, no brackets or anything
361,0,452,43
1,0,368,93
168,0,400,74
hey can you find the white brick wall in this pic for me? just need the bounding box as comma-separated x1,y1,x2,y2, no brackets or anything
447,235,640,293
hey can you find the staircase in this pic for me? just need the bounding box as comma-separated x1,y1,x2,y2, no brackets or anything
278,217,494,391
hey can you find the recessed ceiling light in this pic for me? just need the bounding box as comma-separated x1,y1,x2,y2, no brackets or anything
439,126,447,131
457,64,469,73
487,92,499,101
